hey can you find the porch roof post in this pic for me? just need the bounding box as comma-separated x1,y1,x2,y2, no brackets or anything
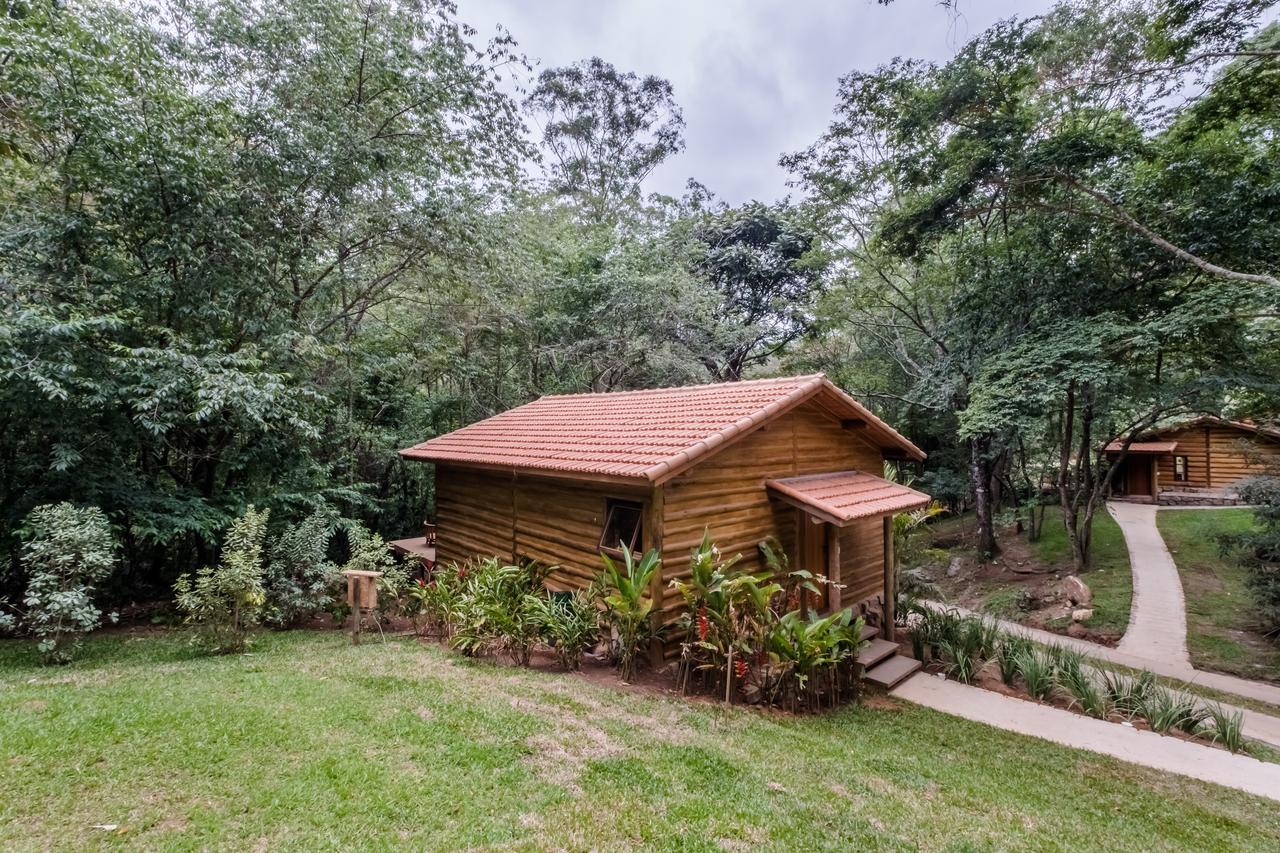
882,515,896,642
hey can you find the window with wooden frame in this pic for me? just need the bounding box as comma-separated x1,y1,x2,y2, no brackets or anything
598,499,644,556
1173,455,1189,481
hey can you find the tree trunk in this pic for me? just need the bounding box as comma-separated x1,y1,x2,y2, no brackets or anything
970,436,998,556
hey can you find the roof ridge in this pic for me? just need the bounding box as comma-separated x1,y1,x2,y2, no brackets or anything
534,373,825,402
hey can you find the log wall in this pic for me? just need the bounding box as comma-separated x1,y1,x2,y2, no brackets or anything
660,401,887,624
1154,425,1280,490
433,465,649,591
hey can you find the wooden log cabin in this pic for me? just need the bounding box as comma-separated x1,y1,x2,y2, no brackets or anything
397,374,929,675
1105,416,1280,504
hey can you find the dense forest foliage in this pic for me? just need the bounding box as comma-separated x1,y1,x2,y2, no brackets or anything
2,0,1278,609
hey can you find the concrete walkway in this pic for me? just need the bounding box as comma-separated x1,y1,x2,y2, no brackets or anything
1107,501,1194,672
892,672,1280,802
920,600,1280,747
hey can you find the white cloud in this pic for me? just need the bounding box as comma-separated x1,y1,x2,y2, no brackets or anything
462,0,1058,203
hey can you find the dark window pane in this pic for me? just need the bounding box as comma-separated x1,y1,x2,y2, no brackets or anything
599,499,644,554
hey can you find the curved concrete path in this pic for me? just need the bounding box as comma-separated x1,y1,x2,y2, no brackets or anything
919,600,1280,748
893,673,1280,802
1108,501,1194,673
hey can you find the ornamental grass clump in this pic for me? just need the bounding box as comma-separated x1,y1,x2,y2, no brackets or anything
1015,648,1055,701
1202,702,1246,753
1141,686,1202,735
995,635,1032,686
1057,660,1109,719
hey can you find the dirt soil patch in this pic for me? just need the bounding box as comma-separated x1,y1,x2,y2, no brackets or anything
922,515,1122,646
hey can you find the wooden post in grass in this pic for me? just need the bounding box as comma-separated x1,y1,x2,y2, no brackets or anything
343,570,383,645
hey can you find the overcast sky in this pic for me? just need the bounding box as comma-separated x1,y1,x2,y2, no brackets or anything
461,0,1060,205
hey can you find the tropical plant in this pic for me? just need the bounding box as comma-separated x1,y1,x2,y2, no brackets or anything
13,503,116,664
599,546,662,681
525,586,601,671
262,511,339,628
449,559,550,665
892,501,945,569
762,608,865,712
895,566,941,621
174,506,270,654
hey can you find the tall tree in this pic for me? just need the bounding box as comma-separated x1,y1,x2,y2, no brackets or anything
524,57,685,223
685,202,823,381
0,0,524,592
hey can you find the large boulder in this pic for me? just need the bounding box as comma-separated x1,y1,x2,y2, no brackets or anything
946,557,963,578
1062,575,1092,606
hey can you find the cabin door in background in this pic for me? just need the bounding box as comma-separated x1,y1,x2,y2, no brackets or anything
1127,458,1153,497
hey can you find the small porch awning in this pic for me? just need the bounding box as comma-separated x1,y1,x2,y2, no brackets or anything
1103,441,1177,454
764,471,931,527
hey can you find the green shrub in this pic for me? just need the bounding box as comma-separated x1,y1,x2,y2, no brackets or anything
15,502,116,664
175,506,269,654
341,525,404,616
600,545,661,682
525,586,600,671
262,511,339,628
449,558,549,665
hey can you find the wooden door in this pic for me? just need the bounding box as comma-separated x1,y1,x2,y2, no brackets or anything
797,513,830,612
1127,458,1153,497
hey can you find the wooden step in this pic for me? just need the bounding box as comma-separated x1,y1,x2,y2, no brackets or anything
864,654,923,690
855,638,898,670
859,622,879,643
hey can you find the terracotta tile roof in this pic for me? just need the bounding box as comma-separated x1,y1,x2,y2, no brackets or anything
765,471,932,525
399,374,925,482
1144,416,1280,441
1104,441,1179,453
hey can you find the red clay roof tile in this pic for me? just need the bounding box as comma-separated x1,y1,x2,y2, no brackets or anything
1103,440,1178,453
765,471,932,524
399,374,925,482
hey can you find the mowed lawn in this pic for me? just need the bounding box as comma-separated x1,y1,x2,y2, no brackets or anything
1029,506,1133,638
2,632,1279,850
1158,508,1280,682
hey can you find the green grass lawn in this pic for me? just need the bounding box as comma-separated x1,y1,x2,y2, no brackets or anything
1033,506,1133,638
3,630,1279,850
1157,509,1280,682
